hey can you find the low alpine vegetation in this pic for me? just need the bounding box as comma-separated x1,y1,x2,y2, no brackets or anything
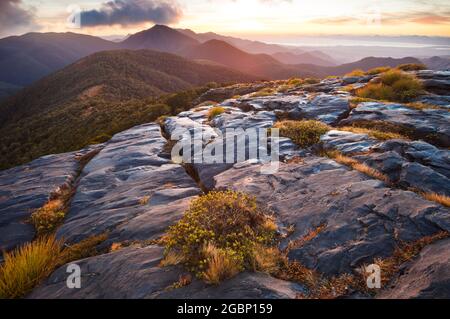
396,63,427,72
161,190,278,284
207,106,226,120
366,66,391,75
0,234,108,299
345,69,365,77
325,150,389,183
356,70,424,103
0,236,62,299
339,126,406,140
274,120,330,148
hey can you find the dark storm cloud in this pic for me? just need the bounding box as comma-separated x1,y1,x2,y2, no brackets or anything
0,0,36,31
80,0,182,27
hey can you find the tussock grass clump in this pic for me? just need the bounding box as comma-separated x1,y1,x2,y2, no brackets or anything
251,87,277,97
339,126,406,141
304,78,320,84
396,63,427,72
366,66,391,75
0,234,108,299
356,70,424,103
274,120,330,148
0,236,63,299
287,78,304,86
207,106,225,120
162,190,278,284
345,69,365,77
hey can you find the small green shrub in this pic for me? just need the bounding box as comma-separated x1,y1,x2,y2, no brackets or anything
287,78,304,86
251,88,277,97
304,78,320,84
163,190,277,283
366,66,391,75
274,120,330,148
356,70,424,102
207,106,225,120
345,69,365,77
396,63,427,71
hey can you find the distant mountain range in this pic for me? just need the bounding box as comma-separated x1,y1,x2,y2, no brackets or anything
0,49,254,126
0,24,430,93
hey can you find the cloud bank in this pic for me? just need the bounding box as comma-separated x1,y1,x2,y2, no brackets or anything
80,0,182,27
0,0,37,33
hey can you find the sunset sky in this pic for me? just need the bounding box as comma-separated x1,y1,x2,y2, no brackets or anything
1,0,450,39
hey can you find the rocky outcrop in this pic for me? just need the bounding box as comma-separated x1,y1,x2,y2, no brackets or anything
339,102,450,147
416,70,450,95
378,238,450,299
2,70,450,299
0,146,101,252
55,124,201,245
355,140,450,196
29,245,306,299
321,130,378,155
214,158,450,276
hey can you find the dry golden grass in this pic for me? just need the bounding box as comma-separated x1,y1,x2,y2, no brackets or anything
251,88,277,97
110,242,123,252
356,70,424,103
207,106,225,120
339,126,406,141
251,245,283,274
286,224,327,251
58,233,108,266
326,150,389,183
202,243,240,285
0,236,63,299
345,69,365,77
159,250,186,267
165,274,193,291
421,192,450,207
366,66,391,75
363,231,449,287
139,195,151,205
396,63,426,71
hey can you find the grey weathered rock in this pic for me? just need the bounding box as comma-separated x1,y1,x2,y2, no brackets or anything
356,140,450,196
378,238,450,299
294,93,350,124
0,145,102,252
30,245,306,299
214,157,450,276
416,70,450,94
56,124,201,245
156,272,307,299
340,102,450,147
29,246,181,299
321,130,379,155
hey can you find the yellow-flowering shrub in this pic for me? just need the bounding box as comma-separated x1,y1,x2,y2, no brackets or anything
163,190,277,283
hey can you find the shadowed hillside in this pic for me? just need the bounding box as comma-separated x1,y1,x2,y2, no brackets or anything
0,50,256,169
